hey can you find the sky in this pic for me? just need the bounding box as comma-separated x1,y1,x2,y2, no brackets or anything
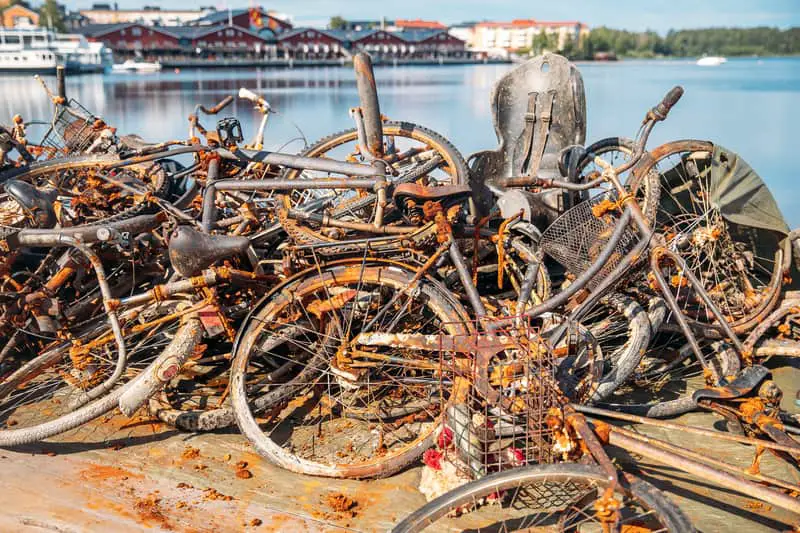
68,0,800,32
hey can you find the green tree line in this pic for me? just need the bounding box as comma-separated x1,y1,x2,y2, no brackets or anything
566,26,800,59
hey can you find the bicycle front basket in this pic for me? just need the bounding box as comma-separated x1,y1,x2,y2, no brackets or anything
540,193,638,289
39,99,98,157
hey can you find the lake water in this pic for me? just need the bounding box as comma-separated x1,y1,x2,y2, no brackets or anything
1,57,798,225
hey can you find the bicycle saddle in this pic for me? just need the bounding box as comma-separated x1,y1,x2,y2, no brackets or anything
168,225,250,277
392,183,472,206
4,179,58,228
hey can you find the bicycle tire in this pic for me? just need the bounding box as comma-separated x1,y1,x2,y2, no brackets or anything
0,315,200,446
392,462,694,532
231,262,471,479
588,293,652,402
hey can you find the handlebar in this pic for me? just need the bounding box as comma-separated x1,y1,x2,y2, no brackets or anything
649,85,684,122
197,95,234,115
490,85,685,194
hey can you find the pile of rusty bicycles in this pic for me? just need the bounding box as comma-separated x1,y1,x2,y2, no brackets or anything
1,53,800,531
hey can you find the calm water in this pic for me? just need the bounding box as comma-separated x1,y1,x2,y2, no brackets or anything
2,57,798,224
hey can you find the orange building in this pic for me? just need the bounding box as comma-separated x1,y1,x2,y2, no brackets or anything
1,4,40,28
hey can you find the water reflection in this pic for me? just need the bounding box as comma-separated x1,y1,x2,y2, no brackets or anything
0,58,797,224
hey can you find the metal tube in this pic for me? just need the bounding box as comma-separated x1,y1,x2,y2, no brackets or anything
215,178,383,191
573,404,800,455
608,428,800,515
56,66,66,102
658,247,746,354
108,145,205,168
449,240,487,319
353,52,384,158
118,270,219,308
201,158,220,232
60,236,127,407
610,424,800,493
648,250,712,371
227,148,384,177
13,214,163,248
287,209,414,235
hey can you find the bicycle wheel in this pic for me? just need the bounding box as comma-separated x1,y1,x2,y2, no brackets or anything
570,137,660,223
583,293,652,402
392,462,694,532
0,304,199,446
628,140,784,333
279,121,469,242
231,261,471,478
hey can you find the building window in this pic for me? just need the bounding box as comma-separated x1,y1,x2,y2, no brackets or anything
132,27,141,36
226,29,234,37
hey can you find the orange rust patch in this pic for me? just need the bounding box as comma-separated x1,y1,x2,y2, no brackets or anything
326,492,358,518
203,487,235,501
133,492,173,530
79,464,143,482
182,446,201,460
235,468,253,479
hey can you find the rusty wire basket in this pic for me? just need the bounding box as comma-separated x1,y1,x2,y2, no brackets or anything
38,99,99,157
436,317,566,481
540,192,639,290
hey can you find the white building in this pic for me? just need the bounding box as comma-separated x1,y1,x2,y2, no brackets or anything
79,7,213,27
457,19,588,53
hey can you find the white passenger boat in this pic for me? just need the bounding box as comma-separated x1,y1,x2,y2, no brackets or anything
696,56,727,66
0,28,58,72
0,28,112,73
112,59,162,73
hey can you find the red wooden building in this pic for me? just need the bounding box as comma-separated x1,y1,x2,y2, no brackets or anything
81,22,277,59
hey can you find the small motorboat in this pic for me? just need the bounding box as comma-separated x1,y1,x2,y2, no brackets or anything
696,56,727,67
112,59,162,73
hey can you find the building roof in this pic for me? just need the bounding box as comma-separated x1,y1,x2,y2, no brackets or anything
397,29,460,43
76,23,132,37
76,22,274,42
277,27,342,42
79,8,205,15
192,7,291,28
476,19,586,29
394,19,446,30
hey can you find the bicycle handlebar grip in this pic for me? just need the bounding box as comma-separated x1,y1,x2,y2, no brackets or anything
208,95,234,114
239,87,262,104
652,86,684,120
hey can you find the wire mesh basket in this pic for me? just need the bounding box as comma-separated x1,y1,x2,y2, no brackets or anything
540,192,639,290
38,99,99,158
435,317,566,481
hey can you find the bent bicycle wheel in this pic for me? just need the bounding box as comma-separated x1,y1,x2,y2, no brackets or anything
0,302,200,446
392,462,694,532
628,140,786,333
231,262,471,479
